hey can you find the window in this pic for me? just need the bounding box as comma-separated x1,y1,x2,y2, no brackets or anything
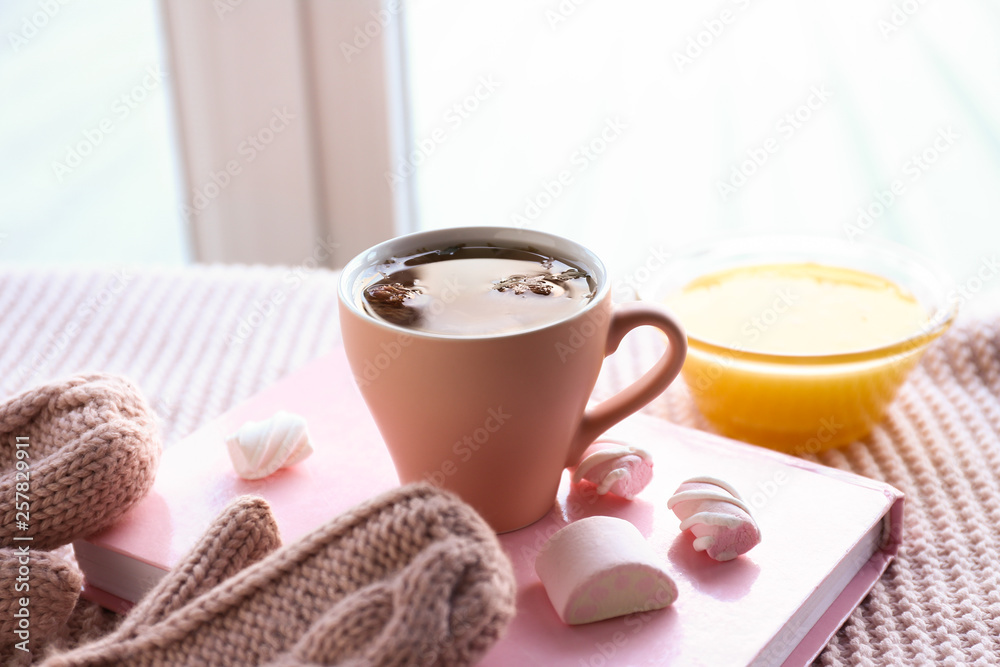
6,0,998,320
404,1,1000,314
0,0,188,264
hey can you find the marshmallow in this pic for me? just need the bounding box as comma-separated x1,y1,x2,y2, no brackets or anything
571,441,654,500
667,476,761,561
535,516,677,625
226,411,314,480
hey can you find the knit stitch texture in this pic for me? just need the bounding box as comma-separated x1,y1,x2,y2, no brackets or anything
42,484,517,667
0,372,161,664
608,321,1000,667
1,265,999,664
0,373,161,550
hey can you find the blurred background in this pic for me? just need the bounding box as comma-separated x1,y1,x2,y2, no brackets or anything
1,0,998,313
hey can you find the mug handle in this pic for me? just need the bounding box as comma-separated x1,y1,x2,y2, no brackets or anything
565,302,687,468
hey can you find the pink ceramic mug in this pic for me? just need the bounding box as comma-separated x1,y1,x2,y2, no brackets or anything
338,227,686,532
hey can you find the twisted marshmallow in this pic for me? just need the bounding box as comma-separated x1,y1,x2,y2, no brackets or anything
667,476,761,561
226,411,314,480
571,441,654,500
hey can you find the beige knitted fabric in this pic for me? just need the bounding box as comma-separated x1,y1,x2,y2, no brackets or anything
0,372,161,663
0,550,81,656
1,265,999,664
609,324,1000,666
42,484,517,667
0,373,161,549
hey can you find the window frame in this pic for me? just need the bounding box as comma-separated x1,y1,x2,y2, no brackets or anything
160,0,414,267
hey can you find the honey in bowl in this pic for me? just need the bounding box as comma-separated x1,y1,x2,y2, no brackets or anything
662,260,950,453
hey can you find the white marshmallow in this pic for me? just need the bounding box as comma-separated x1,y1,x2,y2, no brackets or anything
534,516,677,625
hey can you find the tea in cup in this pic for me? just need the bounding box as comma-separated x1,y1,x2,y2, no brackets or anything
338,227,687,532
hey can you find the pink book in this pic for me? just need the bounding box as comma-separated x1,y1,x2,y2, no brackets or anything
75,347,903,667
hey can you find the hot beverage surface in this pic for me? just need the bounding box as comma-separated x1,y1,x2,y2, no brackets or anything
357,245,595,335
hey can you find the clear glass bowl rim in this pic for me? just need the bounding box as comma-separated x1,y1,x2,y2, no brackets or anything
640,232,959,367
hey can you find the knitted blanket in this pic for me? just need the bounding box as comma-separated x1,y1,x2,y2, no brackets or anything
0,265,997,665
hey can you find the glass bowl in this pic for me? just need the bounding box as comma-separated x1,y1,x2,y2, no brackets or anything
640,234,958,454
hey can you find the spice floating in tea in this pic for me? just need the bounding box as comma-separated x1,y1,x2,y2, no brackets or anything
362,282,421,326
492,268,590,296
358,244,595,335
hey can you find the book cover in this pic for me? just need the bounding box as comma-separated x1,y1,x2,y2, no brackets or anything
75,346,903,666
484,417,902,667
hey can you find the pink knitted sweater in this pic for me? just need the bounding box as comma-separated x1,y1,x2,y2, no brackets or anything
0,265,997,664
0,372,515,666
